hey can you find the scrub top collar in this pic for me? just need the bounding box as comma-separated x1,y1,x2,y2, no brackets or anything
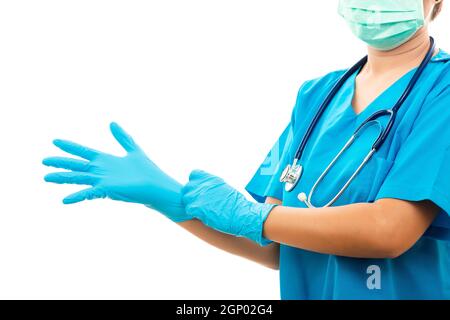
432,49,450,62
346,49,449,125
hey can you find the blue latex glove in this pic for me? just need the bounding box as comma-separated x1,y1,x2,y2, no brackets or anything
182,170,276,246
43,122,191,223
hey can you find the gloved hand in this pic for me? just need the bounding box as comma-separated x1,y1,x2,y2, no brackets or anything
182,170,276,246
43,122,191,223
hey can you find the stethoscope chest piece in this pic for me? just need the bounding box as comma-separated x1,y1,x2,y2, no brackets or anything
280,162,303,192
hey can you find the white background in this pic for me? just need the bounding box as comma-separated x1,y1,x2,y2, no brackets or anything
0,0,449,300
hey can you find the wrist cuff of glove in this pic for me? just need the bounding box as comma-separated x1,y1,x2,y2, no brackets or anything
255,203,277,247
171,216,194,223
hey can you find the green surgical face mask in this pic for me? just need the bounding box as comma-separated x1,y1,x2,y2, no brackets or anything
338,0,425,51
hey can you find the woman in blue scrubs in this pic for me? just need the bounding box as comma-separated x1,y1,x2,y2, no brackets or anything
43,0,450,299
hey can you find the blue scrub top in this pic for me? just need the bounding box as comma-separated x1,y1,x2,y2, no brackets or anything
246,49,450,300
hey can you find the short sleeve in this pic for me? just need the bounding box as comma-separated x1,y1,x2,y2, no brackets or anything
375,86,450,241
245,123,294,203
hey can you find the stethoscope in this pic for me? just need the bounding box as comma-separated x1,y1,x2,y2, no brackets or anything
280,37,436,208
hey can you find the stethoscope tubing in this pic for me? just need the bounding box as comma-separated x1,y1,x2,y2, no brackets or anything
294,37,435,160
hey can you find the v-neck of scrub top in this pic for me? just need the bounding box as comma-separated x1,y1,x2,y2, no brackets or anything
344,49,449,125
299,62,418,170
341,65,416,126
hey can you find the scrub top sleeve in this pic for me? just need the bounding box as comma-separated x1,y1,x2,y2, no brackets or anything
375,86,450,239
245,123,294,203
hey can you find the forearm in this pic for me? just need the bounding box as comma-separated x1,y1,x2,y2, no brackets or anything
179,219,279,269
263,200,437,259
181,171,439,260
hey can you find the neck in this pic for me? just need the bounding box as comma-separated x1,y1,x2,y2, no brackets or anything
364,28,433,75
